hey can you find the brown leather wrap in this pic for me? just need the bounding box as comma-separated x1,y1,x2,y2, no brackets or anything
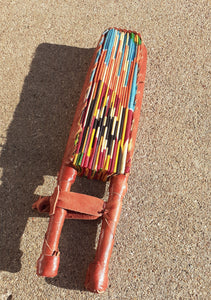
85,174,128,293
36,167,76,277
37,207,67,277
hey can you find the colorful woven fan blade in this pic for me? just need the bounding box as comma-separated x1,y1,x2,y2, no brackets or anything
71,28,142,181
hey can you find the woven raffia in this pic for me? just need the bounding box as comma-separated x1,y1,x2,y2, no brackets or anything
64,28,146,181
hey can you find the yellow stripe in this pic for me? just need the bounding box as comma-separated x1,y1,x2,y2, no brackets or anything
73,153,78,165
121,108,128,148
114,140,121,173
110,90,116,107
120,139,129,174
87,129,95,157
104,154,110,171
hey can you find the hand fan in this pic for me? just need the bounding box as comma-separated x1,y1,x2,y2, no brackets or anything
33,27,147,293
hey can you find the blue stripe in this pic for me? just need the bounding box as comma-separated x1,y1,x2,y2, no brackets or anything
103,28,113,51
114,31,121,59
105,29,116,65
128,63,138,111
124,35,137,87
118,33,127,77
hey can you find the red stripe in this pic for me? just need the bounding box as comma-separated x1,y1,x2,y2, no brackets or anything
109,138,118,173
124,109,133,143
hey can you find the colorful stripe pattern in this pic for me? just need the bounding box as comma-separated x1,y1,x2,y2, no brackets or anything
71,28,142,181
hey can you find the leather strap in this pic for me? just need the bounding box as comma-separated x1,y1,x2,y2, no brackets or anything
32,190,105,220
57,191,105,217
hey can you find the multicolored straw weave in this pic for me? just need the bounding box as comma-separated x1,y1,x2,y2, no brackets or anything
70,28,142,181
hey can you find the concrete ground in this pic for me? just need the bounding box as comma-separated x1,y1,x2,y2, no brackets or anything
0,1,210,299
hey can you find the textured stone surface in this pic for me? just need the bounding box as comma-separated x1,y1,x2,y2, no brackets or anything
0,1,210,299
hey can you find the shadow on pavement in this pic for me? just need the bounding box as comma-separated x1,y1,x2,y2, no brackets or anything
0,43,106,290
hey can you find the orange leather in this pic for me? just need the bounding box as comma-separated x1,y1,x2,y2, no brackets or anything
37,254,60,278
57,191,105,217
32,196,50,213
37,207,67,277
36,167,76,277
57,165,77,191
85,174,128,293
33,189,105,220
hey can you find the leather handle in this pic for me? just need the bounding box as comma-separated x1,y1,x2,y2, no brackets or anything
37,208,67,277
85,174,128,293
36,166,77,277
